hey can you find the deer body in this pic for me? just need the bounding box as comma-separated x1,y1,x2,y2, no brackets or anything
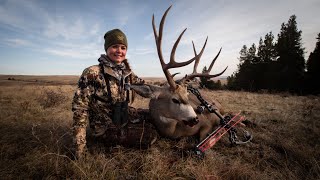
131,6,228,141
132,84,224,141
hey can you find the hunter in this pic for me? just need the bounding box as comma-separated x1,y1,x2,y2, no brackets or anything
72,29,156,158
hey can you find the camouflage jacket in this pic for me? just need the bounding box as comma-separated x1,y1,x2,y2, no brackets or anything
72,55,144,155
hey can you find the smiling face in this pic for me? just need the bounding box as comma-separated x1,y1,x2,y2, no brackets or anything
106,44,127,64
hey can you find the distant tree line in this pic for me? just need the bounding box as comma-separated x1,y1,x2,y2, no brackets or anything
201,15,320,95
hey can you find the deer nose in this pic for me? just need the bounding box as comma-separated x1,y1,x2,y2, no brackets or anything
189,116,199,124
183,116,199,127
195,116,199,123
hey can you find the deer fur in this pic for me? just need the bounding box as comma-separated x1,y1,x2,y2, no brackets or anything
131,5,228,141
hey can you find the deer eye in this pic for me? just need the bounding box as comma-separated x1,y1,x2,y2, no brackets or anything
172,98,180,104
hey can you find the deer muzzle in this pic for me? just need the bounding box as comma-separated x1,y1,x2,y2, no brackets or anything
183,117,199,127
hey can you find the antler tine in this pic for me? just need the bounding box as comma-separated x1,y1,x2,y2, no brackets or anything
176,37,207,83
171,72,180,78
152,6,172,67
183,66,228,80
181,47,228,82
207,47,222,73
205,66,228,78
191,38,207,74
202,47,228,79
153,5,212,90
166,32,207,72
192,41,198,74
152,6,177,90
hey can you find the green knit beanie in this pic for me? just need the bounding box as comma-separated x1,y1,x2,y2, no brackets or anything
104,29,128,51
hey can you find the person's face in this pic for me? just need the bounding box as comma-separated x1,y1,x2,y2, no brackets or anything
106,44,127,64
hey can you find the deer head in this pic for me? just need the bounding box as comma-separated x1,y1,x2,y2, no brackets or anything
131,6,227,139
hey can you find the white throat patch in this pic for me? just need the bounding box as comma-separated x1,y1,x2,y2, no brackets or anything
159,116,175,123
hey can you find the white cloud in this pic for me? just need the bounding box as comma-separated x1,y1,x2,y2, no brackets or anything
90,23,100,35
118,16,129,27
144,32,154,41
132,47,155,55
0,0,50,33
1,0,320,76
0,0,102,41
44,17,87,40
44,48,99,59
5,38,33,47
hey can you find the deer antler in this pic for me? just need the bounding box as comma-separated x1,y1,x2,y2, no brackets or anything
152,5,207,91
180,41,228,83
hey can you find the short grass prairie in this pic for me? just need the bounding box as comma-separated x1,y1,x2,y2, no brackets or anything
0,75,319,179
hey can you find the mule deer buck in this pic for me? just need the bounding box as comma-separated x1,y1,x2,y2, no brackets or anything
131,6,229,141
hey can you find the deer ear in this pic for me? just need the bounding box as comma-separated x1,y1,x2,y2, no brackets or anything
130,84,163,98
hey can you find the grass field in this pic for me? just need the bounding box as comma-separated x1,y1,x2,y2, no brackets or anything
0,75,319,179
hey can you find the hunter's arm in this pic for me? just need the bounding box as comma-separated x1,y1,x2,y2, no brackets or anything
72,67,95,157
131,72,145,85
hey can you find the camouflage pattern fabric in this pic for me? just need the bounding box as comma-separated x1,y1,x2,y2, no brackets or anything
87,108,157,150
72,57,155,157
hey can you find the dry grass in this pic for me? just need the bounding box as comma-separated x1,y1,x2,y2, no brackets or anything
0,76,319,179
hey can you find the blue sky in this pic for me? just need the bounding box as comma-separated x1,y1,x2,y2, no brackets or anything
0,0,319,77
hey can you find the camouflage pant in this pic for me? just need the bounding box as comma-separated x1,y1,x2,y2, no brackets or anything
87,108,158,149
